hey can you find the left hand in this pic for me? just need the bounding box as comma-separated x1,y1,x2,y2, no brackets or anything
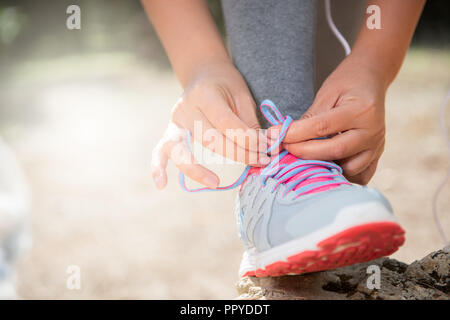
269,56,388,185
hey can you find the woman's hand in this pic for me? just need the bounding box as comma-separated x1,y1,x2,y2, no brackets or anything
270,56,388,185
273,0,425,185
151,60,271,190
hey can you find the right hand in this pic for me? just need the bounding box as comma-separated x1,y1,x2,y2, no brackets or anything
151,60,272,190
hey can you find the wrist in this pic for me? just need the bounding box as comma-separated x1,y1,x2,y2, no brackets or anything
345,49,393,92
183,56,235,86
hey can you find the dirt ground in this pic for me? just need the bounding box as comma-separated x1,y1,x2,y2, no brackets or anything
1,47,449,299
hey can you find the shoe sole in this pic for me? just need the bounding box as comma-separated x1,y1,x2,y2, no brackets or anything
240,221,405,277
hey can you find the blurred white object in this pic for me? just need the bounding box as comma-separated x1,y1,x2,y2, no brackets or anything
0,136,31,299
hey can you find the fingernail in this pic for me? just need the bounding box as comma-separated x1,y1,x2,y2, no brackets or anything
203,176,219,189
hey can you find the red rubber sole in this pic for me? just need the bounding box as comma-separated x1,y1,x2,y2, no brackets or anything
242,222,405,277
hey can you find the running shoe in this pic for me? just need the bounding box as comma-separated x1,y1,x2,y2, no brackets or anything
180,99,405,278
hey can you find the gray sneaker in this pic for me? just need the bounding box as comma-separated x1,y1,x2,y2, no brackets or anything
236,151,405,277
178,99,405,278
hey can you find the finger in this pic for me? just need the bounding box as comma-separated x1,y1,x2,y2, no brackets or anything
338,140,384,177
197,92,264,152
348,142,384,184
165,137,220,188
338,149,374,177
348,158,379,185
174,92,274,159
233,92,281,157
151,123,186,190
262,126,284,156
268,104,358,143
180,109,271,166
232,93,260,130
284,129,369,161
151,141,168,190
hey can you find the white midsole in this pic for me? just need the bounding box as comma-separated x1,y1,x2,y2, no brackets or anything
239,201,400,277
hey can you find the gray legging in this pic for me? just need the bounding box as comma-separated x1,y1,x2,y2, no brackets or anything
221,0,365,128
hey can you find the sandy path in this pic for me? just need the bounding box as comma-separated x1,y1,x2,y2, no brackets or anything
1,48,448,299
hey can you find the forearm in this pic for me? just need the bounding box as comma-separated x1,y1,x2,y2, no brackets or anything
350,0,425,89
141,0,231,87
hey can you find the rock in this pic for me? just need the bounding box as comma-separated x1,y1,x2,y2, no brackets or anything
236,249,449,300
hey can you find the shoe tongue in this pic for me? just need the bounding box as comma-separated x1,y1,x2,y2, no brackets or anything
270,152,342,194
276,153,312,188
246,152,306,185
277,152,298,166
244,152,344,195
247,153,303,179
246,153,297,176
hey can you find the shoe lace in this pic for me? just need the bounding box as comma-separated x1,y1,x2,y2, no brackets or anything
179,100,349,195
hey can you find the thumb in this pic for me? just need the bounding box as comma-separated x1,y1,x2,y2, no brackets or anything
233,93,279,155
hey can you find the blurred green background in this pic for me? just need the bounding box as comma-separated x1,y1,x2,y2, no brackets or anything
0,1,448,299
0,0,448,68
0,0,448,132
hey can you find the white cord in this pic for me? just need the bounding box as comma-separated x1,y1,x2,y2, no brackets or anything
325,0,449,245
432,91,450,246
324,0,351,56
